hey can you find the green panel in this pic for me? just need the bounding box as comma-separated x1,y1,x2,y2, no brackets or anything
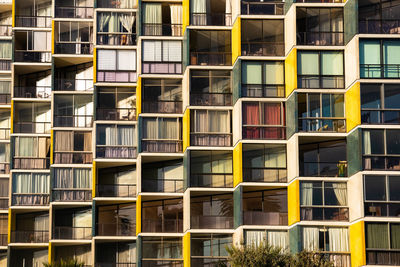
284,0,294,14
137,0,142,36
286,92,297,139
344,0,358,44
92,199,96,236
6,247,10,267
232,58,241,104
138,117,143,153
289,225,301,254
93,85,97,121
137,236,142,267
9,136,14,170
233,186,242,228
347,128,362,177
182,28,190,72
50,167,54,202
183,149,189,190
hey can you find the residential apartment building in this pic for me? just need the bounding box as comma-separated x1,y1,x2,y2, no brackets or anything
0,0,397,266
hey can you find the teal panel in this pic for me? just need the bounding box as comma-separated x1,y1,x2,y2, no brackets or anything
138,116,143,153
286,92,297,139
289,225,301,254
344,0,358,44
183,150,189,190
347,128,362,177
182,28,190,72
284,0,294,14
137,0,142,36
92,200,96,236
233,186,242,228
137,236,142,267
232,59,241,104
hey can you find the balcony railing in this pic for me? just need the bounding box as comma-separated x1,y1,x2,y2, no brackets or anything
242,84,285,98
142,218,183,233
11,230,49,243
190,174,233,188
53,115,93,128
0,25,12,36
97,108,137,121
0,59,11,71
13,122,51,134
243,168,287,183
142,179,183,193
14,51,51,63
0,163,9,174
241,1,284,15
363,155,400,171
242,126,286,140
0,198,7,209
297,75,345,89
364,202,400,217
0,234,6,246
15,16,52,28
191,215,233,229
96,146,137,159
142,24,182,37
55,6,94,19
55,43,93,55
97,223,136,236
191,13,232,26
241,42,285,57
243,211,288,225
141,101,182,114
0,94,10,104
54,78,93,91
141,140,183,153
52,189,92,202
319,253,351,267
53,226,92,240
96,263,136,267
142,62,182,74
190,93,232,106
97,70,137,83
297,32,344,46
190,52,232,66
0,128,8,140
142,260,182,267
300,207,349,221
360,64,400,79
54,152,92,164
12,193,50,206
301,161,348,177
299,118,346,133
14,86,51,98
97,0,137,8
366,250,400,266
96,184,136,198
13,158,50,169
190,133,232,146
97,33,137,46
362,109,400,124
359,19,400,34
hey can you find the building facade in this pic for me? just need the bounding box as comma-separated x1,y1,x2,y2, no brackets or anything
0,0,396,266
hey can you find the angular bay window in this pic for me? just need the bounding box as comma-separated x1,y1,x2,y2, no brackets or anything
298,93,345,132
0,41,11,70
363,129,400,170
297,50,344,89
12,173,49,206
97,49,137,83
53,131,92,164
142,198,183,233
142,79,182,113
13,102,51,134
14,31,51,63
55,0,94,19
97,87,136,121
52,168,92,202
360,39,400,78
141,237,183,267
243,189,288,225
142,40,182,74
13,136,50,169
190,110,232,146
359,0,400,34
242,19,284,56
53,208,92,240
96,124,137,159
297,8,344,46
190,150,233,188
364,175,400,217
11,212,48,243
191,234,232,266
97,12,136,45
54,21,93,54
97,203,136,236
142,160,183,193
242,102,285,140
142,3,182,36
54,62,93,91
241,61,284,98
14,70,51,98
190,0,232,26
96,242,136,266
97,165,136,197
142,117,182,153
366,222,400,265
190,70,232,106
15,0,51,28
245,230,288,250
190,30,231,66
243,144,287,183
300,181,348,221
53,94,93,127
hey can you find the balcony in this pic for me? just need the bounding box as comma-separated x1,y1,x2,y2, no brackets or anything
13,122,50,134
363,156,400,171
142,179,183,193
14,86,51,99
142,218,183,233
142,62,182,75
191,13,232,26
241,84,285,98
191,215,233,229
367,250,400,266
242,42,284,57
318,253,351,267
0,199,7,209
53,226,92,240
12,193,49,206
190,174,233,188
97,32,136,46
299,119,346,133
142,24,182,37
53,152,92,164
365,202,400,217
0,93,10,104
97,70,137,83
243,168,287,183
12,158,50,169
54,78,93,92
301,207,349,221
97,223,135,236
55,43,93,55
297,32,344,46
14,51,51,63
141,140,183,153
359,19,400,34
96,184,136,198
52,189,92,202
190,93,232,106
190,133,232,147
243,126,286,140
360,64,400,79
142,101,182,114
55,6,94,19
190,52,232,66
241,1,284,15
302,161,348,177
297,75,345,89
0,59,10,71
0,163,9,174
96,146,137,159
97,108,137,121
53,115,93,128
11,230,49,243
243,211,288,225
15,16,51,28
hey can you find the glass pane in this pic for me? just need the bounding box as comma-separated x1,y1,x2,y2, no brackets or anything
309,94,320,117
298,51,319,75
361,84,381,109
387,130,400,154
383,40,400,64
321,51,343,75
264,62,284,84
384,84,400,109
363,129,384,155
389,176,400,201
365,175,386,201
242,62,262,84
360,40,381,65
367,223,389,249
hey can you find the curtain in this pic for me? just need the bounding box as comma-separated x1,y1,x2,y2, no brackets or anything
13,173,49,193
0,179,7,197
120,0,137,9
98,12,111,32
170,5,182,36
246,230,266,247
268,231,288,251
332,183,347,206
194,110,208,132
391,224,400,249
119,14,135,34
34,215,48,231
73,168,92,188
225,0,232,25
98,50,116,70
265,62,284,85
105,125,118,146
117,50,136,71
118,125,135,146
191,0,207,25
15,137,36,157
363,130,372,170
73,210,92,239
163,41,182,62
298,52,319,75
160,118,178,139
264,103,281,125
383,40,400,77
243,103,259,125
0,41,11,59
328,228,349,252
209,111,229,133
55,131,73,151
300,182,313,206
143,41,162,62
143,4,162,35
119,243,136,263
54,168,72,188
321,51,343,75
242,62,262,84
144,118,158,139
303,227,319,251
265,147,286,168
367,223,389,249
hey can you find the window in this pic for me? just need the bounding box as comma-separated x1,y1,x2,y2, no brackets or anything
53,168,92,189
97,165,136,197
97,203,136,236
360,39,400,78
96,124,137,158
142,160,183,193
142,3,182,36
97,0,137,9
13,136,50,169
54,62,93,91
97,87,136,120
241,61,284,97
141,237,183,264
142,79,182,113
55,0,94,19
366,222,400,265
53,208,92,240
190,0,231,26
54,131,92,164
12,173,49,194
142,40,182,74
359,0,400,34
361,83,400,124
302,226,350,253
0,41,11,59
142,117,182,153
298,93,345,132
245,230,288,250
97,49,137,83
364,175,400,217
96,242,136,265
54,21,93,54
54,94,93,127
297,50,344,88
300,181,348,221
97,12,136,45
14,102,51,134
191,234,232,266
142,199,183,233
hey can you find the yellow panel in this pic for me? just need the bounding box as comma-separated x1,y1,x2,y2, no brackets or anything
183,232,191,267
136,76,141,119
51,20,55,54
7,208,11,244
92,161,96,198
182,109,190,151
350,221,366,267
345,82,361,132
11,0,15,27
10,99,13,134
48,242,52,264
285,48,297,98
233,142,242,187
231,17,241,66
93,47,97,83
287,180,300,226
136,195,141,235
50,130,54,165
182,0,190,32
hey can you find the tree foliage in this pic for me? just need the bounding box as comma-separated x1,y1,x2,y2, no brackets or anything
43,258,85,267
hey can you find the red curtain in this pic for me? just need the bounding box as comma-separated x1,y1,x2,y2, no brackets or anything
243,103,259,125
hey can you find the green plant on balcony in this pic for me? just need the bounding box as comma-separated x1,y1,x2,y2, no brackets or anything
43,258,85,267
